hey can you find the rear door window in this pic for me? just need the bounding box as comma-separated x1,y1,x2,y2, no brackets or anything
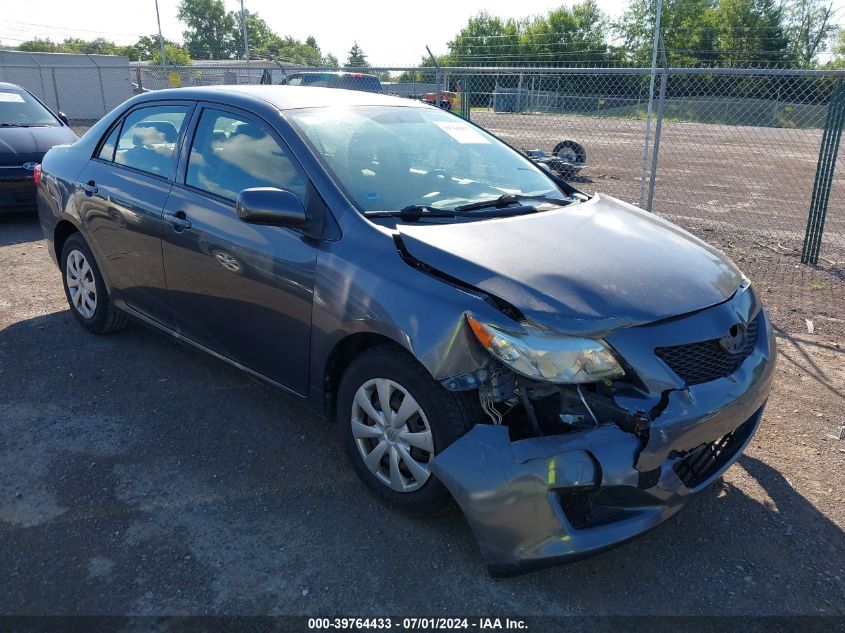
97,125,120,161
114,106,189,177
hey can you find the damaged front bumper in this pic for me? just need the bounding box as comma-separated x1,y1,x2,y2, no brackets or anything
431,306,776,577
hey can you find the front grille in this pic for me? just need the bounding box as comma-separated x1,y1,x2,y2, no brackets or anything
654,314,759,385
673,415,757,488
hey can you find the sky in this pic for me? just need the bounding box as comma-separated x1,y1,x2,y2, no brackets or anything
0,0,631,65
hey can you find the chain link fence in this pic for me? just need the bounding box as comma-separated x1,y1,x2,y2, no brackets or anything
2,61,843,336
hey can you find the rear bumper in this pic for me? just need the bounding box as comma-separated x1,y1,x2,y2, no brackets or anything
431,310,775,577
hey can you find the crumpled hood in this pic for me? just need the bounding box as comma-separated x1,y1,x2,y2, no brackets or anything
398,193,743,335
0,126,77,165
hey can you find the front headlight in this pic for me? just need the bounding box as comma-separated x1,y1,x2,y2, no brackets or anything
466,315,624,384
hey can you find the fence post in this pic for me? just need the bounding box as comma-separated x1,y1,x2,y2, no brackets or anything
639,0,664,208
801,76,845,265
51,67,61,113
646,67,668,213
87,54,108,117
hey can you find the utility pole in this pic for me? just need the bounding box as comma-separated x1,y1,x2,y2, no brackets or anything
240,0,250,62
154,0,166,67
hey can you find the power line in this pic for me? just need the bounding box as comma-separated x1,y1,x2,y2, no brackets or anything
1,19,149,39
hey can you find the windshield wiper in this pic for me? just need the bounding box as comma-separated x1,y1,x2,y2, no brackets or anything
364,205,457,221
0,123,49,128
453,193,572,213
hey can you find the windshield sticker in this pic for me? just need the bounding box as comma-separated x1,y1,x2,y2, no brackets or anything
433,120,490,144
0,92,25,103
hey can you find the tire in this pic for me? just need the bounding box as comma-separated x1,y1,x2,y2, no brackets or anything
60,233,127,334
552,140,587,177
337,344,482,516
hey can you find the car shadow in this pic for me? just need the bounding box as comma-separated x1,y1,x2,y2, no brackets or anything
0,211,42,247
0,309,842,615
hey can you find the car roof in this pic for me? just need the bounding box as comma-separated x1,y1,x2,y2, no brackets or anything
0,82,25,91
136,85,425,111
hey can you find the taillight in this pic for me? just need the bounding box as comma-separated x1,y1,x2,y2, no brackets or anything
33,163,42,185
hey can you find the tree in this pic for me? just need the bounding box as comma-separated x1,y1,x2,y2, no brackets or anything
177,0,239,59
710,0,790,67
153,43,192,65
18,38,62,53
321,52,339,67
120,35,190,63
18,36,131,57
274,36,322,65
616,0,717,67
447,11,521,66
346,42,369,67
784,0,837,68
122,35,163,61
246,13,282,58
521,0,611,65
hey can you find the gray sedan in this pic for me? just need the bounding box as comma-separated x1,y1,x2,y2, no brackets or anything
36,86,775,576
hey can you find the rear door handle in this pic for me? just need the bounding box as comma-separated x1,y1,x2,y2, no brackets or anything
79,179,98,196
164,211,192,231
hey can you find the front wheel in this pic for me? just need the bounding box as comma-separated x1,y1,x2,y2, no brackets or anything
337,344,481,516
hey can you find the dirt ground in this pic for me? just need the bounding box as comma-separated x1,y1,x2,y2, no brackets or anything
1,209,843,618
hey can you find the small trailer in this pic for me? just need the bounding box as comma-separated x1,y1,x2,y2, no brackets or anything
522,140,587,178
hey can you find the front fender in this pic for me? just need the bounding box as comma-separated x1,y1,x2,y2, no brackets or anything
309,223,503,394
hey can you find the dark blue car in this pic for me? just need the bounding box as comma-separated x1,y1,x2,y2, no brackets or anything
0,82,77,213
36,85,775,576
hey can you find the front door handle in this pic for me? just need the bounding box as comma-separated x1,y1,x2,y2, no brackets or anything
79,179,98,196
164,211,192,231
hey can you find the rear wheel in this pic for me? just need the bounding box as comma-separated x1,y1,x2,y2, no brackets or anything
337,344,481,516
60,233,127,334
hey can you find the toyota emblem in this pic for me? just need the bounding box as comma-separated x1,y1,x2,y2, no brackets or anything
719,323,747,354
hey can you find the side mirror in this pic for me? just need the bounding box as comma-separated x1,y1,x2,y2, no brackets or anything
58,111,69,125
236,187,307,227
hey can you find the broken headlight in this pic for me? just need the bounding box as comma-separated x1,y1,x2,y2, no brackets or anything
467,315,624,384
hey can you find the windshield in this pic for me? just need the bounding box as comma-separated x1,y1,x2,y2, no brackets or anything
0,89,60,127
288,105,560,213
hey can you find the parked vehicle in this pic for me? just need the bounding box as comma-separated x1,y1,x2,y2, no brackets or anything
422,90,457,110
0,82,77,213
37,85,775,576
281,72,382,93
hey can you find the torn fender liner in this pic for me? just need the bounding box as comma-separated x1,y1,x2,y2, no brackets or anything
430,423,644,575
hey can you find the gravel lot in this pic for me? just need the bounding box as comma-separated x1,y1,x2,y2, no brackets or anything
1,212,843,619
